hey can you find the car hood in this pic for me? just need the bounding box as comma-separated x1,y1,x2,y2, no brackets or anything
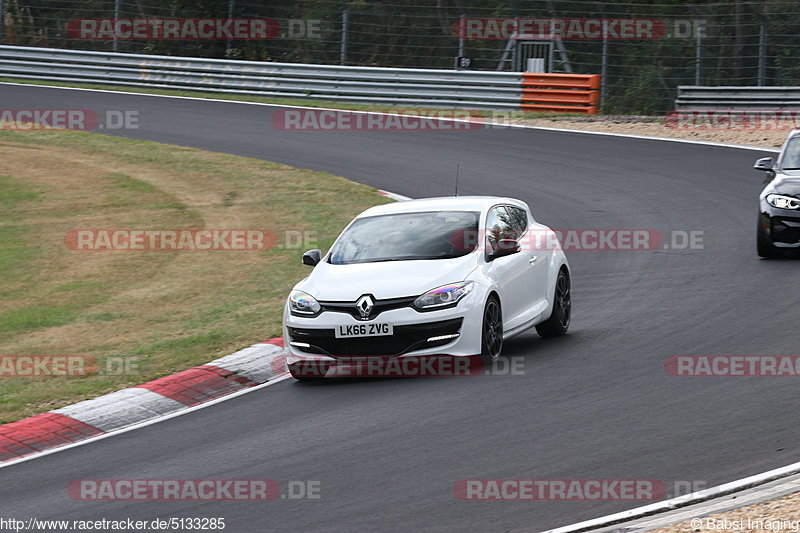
295,255,479,301
773,175,800,196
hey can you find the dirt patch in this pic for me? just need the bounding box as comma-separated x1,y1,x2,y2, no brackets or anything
652,491,800,532
508,115,788,149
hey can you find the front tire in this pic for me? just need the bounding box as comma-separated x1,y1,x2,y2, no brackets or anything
480,296,503,361
536,269,571,337
757,225,781,258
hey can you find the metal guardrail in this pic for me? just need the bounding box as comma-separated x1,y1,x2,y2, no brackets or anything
676,86,800,111
0,45,601,112
0,45,523,109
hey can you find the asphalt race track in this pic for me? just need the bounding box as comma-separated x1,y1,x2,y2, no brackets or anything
1,84,796,532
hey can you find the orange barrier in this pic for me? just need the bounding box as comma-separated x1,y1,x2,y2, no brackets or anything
521,73,601,114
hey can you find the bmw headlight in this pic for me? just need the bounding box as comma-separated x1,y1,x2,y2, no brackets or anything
289,290,321,316
767,194,800,210
414,282,474,310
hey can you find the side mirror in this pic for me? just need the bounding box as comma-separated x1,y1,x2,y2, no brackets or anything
302,249,322,266
487,238,520,260
754,157,774,171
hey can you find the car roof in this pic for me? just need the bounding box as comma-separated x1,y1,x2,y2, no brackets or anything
358,196,529,218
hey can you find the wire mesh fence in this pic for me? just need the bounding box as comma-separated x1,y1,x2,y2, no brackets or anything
1,0,799,113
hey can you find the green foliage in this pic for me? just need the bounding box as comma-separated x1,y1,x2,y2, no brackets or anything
2,1,799,113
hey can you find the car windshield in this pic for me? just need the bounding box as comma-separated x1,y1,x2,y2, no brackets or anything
329,210,480,264
781,136,800,170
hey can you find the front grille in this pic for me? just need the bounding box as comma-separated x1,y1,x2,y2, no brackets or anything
318,295,417,321
288,318,463,356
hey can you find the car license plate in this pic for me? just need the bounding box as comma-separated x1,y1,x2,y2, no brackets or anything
335,323,393,338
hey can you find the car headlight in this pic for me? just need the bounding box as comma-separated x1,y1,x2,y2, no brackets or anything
289,290,321,316
414,282,474,310
767,194,800,210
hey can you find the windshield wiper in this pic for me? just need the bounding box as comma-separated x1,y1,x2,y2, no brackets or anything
333,256,420,264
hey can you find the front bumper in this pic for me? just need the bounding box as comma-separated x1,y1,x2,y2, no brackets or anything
283,298,484,365
760,207,800,247
288,318,464,356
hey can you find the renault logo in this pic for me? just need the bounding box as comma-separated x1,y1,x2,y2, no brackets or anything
356,295,374,319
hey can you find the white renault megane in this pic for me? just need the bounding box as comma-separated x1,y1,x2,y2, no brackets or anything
283,196,571,380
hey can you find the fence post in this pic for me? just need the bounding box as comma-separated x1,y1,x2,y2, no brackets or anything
340,6,349,65
112,0,120,53
758,22,766,86
227,0,234,52
596,2,608,108
458,16,464,59
694,20,703,85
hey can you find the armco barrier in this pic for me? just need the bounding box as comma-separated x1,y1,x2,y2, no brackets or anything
521,73,601,114
0,45,600,113
676,86,800,111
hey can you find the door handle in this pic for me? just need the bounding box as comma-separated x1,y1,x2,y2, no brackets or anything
529,255,538,264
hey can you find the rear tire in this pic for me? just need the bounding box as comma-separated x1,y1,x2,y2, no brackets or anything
480,296,503,362
536,269,571,337
757,225,782,258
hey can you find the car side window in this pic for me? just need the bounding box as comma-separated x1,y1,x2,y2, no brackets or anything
781,137,800,169
505,206,529,239
485,206,515,251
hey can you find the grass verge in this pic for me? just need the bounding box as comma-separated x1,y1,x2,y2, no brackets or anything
0,127,391,423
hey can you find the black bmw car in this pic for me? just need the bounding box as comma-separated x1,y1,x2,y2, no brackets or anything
755,129,800,258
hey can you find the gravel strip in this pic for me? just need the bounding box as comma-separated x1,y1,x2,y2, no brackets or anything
650,491,800,532
509,115,788,150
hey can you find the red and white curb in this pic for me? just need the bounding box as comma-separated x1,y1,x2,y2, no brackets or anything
0,338,287,463
0,190,411,467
